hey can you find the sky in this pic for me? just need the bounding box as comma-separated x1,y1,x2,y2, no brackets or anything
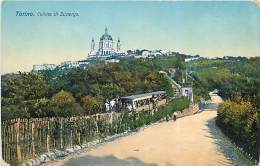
2,1,260,73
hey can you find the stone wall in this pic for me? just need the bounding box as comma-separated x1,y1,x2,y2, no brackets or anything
175,103,199,118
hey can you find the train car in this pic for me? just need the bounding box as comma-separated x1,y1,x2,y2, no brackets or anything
120,91,167,112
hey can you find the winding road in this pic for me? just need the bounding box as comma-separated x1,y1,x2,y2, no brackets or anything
48,94,254,166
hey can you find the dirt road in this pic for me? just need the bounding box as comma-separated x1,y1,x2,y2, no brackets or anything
49,94,253,166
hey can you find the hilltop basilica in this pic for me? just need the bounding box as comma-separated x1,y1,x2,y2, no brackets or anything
88,27,124,58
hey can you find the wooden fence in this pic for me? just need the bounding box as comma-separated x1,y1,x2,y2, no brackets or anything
2,103,197,165
1,112,122,165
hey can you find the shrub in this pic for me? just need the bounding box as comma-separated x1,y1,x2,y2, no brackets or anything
217,97,259,161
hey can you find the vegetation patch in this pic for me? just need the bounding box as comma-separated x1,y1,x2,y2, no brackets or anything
216,96,260,162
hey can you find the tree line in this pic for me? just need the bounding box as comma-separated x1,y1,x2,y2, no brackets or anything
188,57,260,162
2,56,186,120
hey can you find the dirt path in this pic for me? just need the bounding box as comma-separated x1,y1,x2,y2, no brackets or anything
47,94,254,166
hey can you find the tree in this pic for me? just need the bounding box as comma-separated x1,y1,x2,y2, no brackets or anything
1,105,29,121
100,83,125,100
30,98,53,117
51,90,75,107
51,90,83,117
81,96,104,115
2,72,48,101
143,71,161,91
113,71,138,94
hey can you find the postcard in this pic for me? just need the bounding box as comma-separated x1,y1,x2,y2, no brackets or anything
1,1,260,166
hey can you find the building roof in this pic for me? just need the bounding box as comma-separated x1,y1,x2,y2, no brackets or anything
120,91,166,101
100,34,113,40
100,27,113,40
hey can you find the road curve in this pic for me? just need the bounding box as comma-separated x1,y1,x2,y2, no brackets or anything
48,94,254,166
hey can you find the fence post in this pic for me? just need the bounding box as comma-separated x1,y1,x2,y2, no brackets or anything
7,122,10,163
46,121,50,153
60,118,63,149
77,132,81,145
70,129,73,147
109,113,113,124
31,121,35,156
2,122,5,163
15,119,22,163
257,150,260,166
95,115,99,134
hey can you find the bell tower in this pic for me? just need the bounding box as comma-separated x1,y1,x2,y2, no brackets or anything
105,26,108,35
117,38,121,52
91,37,95,51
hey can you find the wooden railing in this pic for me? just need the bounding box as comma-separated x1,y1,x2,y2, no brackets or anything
1,112,121,165
2,102,195,165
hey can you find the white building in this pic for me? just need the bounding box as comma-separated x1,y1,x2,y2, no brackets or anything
60,60,89,68
139,50,172,58
160,50,173,56
105,59,120,64
134,54,149,59
150,51,163,57
88,27,123,58
142,51,151,56
184,57,200,62
61,61,79,68
33,64,57,71
181,86,193,103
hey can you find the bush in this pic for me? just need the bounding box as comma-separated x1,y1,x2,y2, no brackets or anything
81,96,104,115
155,97,189,121
216,97,259,161
1,105,29,121
51,90,84,117
114,97,189,134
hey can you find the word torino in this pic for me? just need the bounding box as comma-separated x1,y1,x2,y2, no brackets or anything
16,11,34,16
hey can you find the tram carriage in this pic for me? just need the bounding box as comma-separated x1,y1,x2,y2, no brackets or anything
119,91,167,112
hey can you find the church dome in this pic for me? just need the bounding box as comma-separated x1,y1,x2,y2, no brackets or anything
100,27,113,40
100,34,113,40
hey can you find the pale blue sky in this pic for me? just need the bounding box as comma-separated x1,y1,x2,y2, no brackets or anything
2,1,260,73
